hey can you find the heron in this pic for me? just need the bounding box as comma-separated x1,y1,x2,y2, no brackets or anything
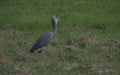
29,16,58,53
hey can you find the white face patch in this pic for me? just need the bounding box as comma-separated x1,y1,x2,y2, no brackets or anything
56,18,58,24
52,16,58,25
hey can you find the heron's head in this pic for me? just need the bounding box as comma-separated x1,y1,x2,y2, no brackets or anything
51,16,58,25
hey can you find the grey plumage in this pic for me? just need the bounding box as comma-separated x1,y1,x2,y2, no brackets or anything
29,16,58,53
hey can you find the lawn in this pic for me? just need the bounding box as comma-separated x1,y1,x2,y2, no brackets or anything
0,0,120,75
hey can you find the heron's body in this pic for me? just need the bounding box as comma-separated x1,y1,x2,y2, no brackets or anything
29,32,53,53
29,16,58,53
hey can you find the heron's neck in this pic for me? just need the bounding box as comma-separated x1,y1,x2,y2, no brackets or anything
52,24,57,35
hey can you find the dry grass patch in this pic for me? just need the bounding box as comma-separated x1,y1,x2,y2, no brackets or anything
90,64,116,75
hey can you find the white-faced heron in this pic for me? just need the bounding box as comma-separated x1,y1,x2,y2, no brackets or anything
29,16,58,53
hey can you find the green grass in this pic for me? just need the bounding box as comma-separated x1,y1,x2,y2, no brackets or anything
0,0,120,75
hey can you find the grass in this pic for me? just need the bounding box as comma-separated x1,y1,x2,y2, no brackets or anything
0,0,120,75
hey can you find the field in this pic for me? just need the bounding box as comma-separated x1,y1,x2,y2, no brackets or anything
0,0,120,75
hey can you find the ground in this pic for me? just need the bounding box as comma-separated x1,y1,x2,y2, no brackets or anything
0,0,120,75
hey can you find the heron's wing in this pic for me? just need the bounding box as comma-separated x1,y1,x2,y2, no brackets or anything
30,32,53,51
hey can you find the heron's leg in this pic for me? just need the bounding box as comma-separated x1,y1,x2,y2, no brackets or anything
45,45,50,52
38,48,42,53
